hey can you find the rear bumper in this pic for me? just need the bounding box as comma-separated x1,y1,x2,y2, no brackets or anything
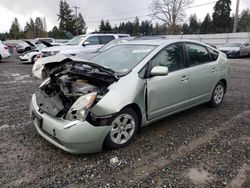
30,94,111,154
1,51,10,59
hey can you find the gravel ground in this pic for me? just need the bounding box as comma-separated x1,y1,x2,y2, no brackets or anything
0,53,250,188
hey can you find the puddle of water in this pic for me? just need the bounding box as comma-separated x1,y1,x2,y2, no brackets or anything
187,167,212,184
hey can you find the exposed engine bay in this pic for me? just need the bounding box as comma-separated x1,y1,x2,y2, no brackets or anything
36,61,118,122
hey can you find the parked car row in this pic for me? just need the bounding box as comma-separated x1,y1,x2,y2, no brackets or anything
218,42,250,58
17,34,130,64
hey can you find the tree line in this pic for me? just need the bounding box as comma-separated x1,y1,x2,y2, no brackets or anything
1,0,250,41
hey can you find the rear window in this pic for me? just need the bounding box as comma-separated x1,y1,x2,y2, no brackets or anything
118,35,129,38
42,39,53,43
99,36,115,44
207,47,219,61
185,43,212,66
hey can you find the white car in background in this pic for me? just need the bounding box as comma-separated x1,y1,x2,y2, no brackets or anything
0,41,10,62
41,33,130,57
19,40,54,64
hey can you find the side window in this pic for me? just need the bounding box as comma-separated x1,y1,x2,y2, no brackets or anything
85,36,100,45
99,36,115,44
207,47,219,61
118,35,128,38
150,43,183,72
185,43,212,66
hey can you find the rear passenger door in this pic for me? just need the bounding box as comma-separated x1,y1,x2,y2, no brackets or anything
184,42,219,106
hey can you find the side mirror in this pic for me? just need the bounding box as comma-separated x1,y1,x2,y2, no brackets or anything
83,41,90,46
150,66,168,77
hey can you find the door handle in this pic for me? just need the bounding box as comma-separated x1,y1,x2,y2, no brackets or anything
181,75,189,82
212,68,218,72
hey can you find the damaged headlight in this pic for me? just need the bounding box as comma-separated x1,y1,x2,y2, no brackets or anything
65,92,97,121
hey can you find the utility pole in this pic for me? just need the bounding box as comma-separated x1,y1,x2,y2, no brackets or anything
73,6,80,35
233,0,240,33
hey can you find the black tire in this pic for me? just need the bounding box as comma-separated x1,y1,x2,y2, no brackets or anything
104,107,139,150
209,81,225,107
31,55,36,64
0,55,2,62
236,51,240,58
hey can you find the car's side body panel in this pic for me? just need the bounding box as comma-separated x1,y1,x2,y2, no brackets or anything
146,68,190,120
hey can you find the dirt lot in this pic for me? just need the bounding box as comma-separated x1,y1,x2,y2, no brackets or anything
0,54,250,188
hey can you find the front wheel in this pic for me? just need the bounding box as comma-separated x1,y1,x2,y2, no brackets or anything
210,81,225,107
104,107,139,150
31,55,36,64
236,51,240,58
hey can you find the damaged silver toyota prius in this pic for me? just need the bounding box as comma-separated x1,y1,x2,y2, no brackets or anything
30,39,229,154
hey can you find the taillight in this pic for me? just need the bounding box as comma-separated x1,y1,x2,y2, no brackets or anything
4,46,8,50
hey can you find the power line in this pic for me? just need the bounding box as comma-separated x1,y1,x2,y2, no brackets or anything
187,1,217,9
85,1,217,24
85,7,148,20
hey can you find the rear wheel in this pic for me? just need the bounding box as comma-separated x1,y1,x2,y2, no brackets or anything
0,55,2,62
104,107,139,150
210,81,225,107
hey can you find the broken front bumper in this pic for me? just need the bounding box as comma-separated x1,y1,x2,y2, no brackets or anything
30,94,111,154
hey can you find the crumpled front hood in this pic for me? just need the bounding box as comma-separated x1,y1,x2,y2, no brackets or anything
41,45,76,52
32,53,93,79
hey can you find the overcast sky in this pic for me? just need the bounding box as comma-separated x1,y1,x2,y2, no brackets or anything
0,0,249,33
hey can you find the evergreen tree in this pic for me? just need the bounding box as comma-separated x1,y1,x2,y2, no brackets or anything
76,13,87,34
212,0,231,33
200,13,212,34
9,18,21,39
140,20,153,35
35,17,44,37
188,14,200,34
132,17,140,36
24,18,36,38
99,19,106,31
181,23,189,34
57,0,75,35
105,20,112,31
99,20,112,32
238,9,250,32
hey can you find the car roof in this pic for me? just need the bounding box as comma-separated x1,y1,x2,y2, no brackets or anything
77,33,129,37
115,38,215,47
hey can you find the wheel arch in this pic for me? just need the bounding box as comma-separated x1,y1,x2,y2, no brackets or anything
123,103,142,129
219,79,227,93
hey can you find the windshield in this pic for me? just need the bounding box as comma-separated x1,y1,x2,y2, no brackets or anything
224,43,241,47
67,36,85,46
36,44,46,51
91,44,156,73
98,37,133,52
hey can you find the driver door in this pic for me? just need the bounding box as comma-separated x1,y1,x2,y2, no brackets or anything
146,42,190,120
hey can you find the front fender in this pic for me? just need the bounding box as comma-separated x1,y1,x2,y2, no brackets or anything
90,74,146,117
